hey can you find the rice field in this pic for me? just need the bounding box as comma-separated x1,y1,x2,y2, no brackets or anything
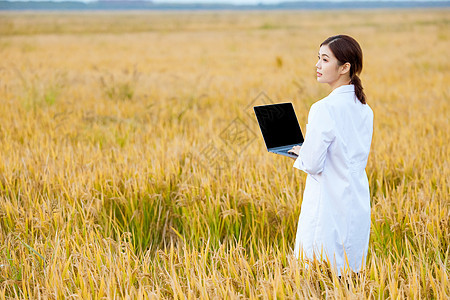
0,9,449,298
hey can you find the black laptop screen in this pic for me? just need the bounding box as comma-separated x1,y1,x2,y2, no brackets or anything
254,103,304,149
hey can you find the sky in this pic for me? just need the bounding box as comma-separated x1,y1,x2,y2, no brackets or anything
139,0,439,2
138,0,422,3
6,0,426,2
6,0,440,3
151,0,301,3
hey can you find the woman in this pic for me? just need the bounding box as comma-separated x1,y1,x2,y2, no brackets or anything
288,35,373,276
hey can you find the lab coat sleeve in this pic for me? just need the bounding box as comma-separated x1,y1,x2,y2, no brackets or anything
293,102,335,175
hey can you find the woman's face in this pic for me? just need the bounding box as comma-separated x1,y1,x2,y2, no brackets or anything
316,44,349,88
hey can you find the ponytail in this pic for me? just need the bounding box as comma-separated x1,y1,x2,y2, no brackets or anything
351,74,366,104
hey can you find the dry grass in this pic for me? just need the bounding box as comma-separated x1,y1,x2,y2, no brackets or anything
0,9,449,298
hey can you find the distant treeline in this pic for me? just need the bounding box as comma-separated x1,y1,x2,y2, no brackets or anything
1,1,450,10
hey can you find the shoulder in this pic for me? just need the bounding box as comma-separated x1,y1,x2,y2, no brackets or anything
361,102,374,117
367,104,374,116
365,103,374,124
308,98,334,129
310,97,333,118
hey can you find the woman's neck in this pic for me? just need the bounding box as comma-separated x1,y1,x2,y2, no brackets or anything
329,76,351,91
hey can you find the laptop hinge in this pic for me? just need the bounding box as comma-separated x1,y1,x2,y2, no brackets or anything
270,143,302,151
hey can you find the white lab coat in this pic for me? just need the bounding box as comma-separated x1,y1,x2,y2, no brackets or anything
293,84,373,275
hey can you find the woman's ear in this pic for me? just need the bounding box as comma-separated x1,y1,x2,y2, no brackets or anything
340,62,351,75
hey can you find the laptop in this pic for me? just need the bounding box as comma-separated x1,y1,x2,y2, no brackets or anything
253,102,304,158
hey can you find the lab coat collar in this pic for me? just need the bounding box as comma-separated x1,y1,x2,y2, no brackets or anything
329,84,355,96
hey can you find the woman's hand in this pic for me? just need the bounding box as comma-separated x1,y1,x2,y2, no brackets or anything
288,145,301,160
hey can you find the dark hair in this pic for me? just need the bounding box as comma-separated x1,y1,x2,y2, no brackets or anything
320,35,366,104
